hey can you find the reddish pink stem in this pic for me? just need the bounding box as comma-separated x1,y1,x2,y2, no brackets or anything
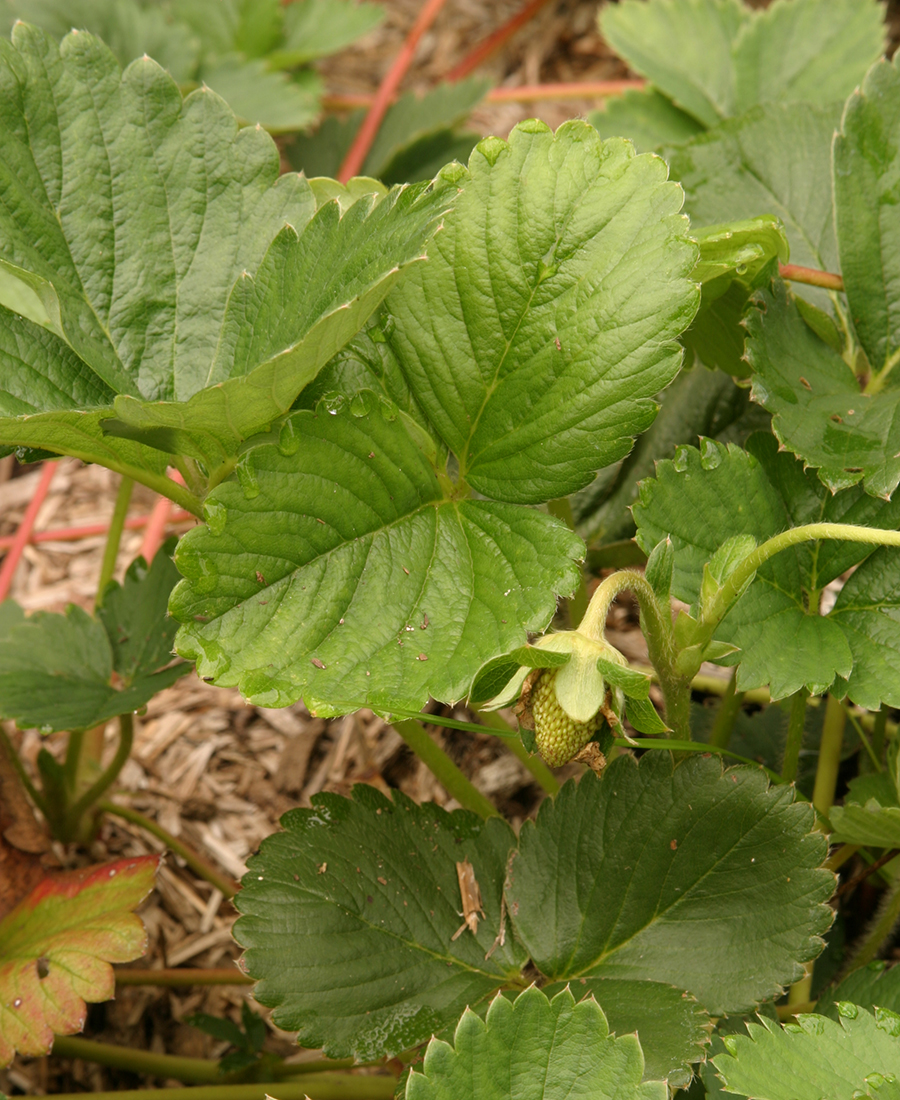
337,0,451,183
0,511,195,551
444,0,556,83
0,461,59,600
779,263,844,292
323,79,643,111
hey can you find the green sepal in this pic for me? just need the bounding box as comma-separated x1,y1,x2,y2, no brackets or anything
697,532,758,621
596,657,651,699
469,648,570,707
625,695,670,735
645,537,674,606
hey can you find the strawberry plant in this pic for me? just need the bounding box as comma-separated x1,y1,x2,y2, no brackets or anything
2,0,900,1096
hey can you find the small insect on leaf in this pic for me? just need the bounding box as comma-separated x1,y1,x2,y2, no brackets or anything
451,858,485,942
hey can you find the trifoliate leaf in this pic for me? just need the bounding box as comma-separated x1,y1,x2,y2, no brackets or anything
170,397,582,712
383,119,699,505
404,987,667,1100
589,87,703,153
745,280,900,499
507,754,833,1016
834,54,900,386
712,1009,900,1100
234,784,525,1062
0,24,447,476
0,546,187,732
0,855,157,1065
633,432,900,702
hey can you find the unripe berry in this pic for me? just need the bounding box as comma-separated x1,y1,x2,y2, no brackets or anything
530,668,603,767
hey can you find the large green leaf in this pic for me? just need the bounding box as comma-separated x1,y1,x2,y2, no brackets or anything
506,754,833,1017
589,87,704,153
0,548,187,732
600,0,749,128
665,103,842,305
234,784,525,1062
383,120,699,505
712,1009,900,1100
404,987,667,1100
0,23,448,475
600,0,883,128
633,432,900,702
745,280,900,499
834,54,900,386
169,396,582,712
0,855,157,1065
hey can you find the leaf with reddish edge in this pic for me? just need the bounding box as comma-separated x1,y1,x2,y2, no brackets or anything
0,855,158,1065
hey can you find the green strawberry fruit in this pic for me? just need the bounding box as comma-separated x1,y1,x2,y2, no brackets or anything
531,668,604,767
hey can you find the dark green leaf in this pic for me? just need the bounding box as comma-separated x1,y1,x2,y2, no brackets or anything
384,119,699,505
633,432,900,701
712,1009,900,1100
745,280,900,498
834,54,900,382
234,784,525,1061
507,754,833,1016
171,398,582,712
819,963,900,1021
404,987,667,1100
187,1013,246,1048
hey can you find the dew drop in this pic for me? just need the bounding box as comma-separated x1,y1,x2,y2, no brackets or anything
278,417,301,456
700,438,721,470
380,397,398,422
866,1076,886,1093
203,499,228,536
351,392,376,418
319,391,345,416
875,1007,900,1036
673,447,690,473
39,724,53,735
801,1015,824,1036
735,262,748,276
837,1001,859,1019
236,457,260,500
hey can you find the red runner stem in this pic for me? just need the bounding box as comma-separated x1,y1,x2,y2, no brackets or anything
0,460,59,601
444,0,556,83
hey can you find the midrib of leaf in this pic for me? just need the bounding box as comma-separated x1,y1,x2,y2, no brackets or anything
565,778,779,979
739,158,825,271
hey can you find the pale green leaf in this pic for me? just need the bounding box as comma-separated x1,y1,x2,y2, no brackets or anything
405,987,667,1100
829,800,900,849
507,755,833,1017
819,962,900,1021
199,54,320,133
274,0,383,67
600,0,748,127
712,1009,900,1100
589,87,703,153
169,396,583,712
745,280,900,498
633,431,900,702
384,119,699,505
834,54,900,381
234,784,525,1061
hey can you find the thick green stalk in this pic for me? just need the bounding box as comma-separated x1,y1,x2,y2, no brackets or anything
704,524,900,633
781,689,809,784
95,475,134,609
709,670,743,752
115,967,253,987
0,723,49,818
43,1076,397,1100
842,872,900,974
812,695,846,829
99,799,241,897
476,708,559,795
392,718,499,818
873,705,888,767
581,571,691,740
64,713,134,838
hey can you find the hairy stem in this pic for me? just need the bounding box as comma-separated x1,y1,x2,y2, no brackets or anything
709,670,743,752
842,872,900,975
99,798,241,897
95,476,134,609
781,689,809,784
476,708,559,795
392,718,499,817
812,695,846,829
64,714,134,838
581,571,691,740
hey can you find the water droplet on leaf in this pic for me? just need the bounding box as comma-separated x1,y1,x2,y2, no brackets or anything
203,500,227,536
837,1002,859,1019
236,456,260,500
278,418,301,456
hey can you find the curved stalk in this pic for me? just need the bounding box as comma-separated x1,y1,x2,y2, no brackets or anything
99,798,241,897
0,723,50,818
95,475,134,608
64,713,134,837
392,718,499,818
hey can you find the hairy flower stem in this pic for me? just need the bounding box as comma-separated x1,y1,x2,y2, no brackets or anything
842,871,900,976
391,718,499,817
709,670,743,751
581,571,691,740
812,695,847,829
781,689,809,784
95,475,133,609
99,798,241,897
